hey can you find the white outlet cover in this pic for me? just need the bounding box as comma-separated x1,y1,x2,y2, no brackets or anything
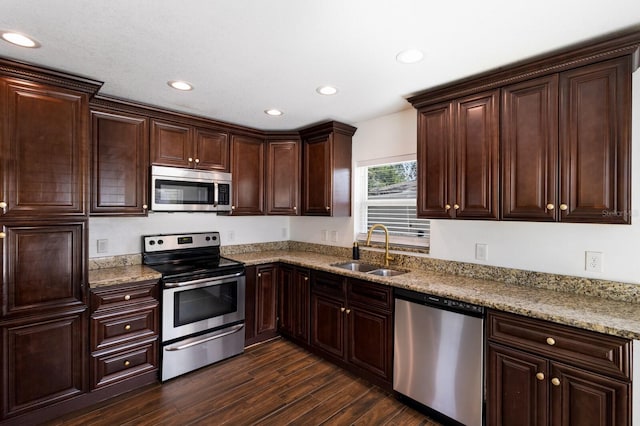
475,243,488,261
585,251,603,272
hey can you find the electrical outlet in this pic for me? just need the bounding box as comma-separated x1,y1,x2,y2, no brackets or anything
475,243,488,261
281,227,287,239
227,231,235,243
97,239,108,254
330,230,338,242
321,230,328,242
585,251,603,272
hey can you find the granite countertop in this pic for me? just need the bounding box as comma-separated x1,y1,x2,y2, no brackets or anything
229,250,640,340
89,265,161,288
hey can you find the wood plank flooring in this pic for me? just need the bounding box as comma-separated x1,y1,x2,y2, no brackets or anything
46,338,440,425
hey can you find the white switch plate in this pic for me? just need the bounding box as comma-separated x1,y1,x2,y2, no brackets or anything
281,227,288,239
330,230,338,242
585,251,603,272
227,231,235,242
97,239,108,254
475,243,488,261
321,230,328,242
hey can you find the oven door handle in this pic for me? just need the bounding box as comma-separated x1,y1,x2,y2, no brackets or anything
164,323,245,351
163,271,244,288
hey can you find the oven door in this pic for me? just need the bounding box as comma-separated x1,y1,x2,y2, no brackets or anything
162,272,245,342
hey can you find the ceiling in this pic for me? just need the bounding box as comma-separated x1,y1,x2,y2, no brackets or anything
1,1,640,131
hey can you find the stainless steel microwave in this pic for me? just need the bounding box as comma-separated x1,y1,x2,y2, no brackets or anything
150,165,232,212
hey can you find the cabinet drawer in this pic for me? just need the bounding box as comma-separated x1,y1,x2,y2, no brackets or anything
487,310,631,380
311,271,346,299
91,280,158,312
348,279,392,311
91,340,158,389
91,303,159,352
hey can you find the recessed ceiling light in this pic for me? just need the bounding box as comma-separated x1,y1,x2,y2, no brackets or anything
316,85,338,96
396,49,424,64
1,31,40,48
264,109,283,116
167,80,193,91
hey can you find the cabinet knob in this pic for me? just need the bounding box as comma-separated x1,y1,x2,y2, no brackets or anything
325,206,330,211
124,324,131,331
124,360,131,367
257,273,262,278
453,204,460,210
293,206,297,211
445,204,451,211
188,157,193,162
195,158,200,164
340,307,346,312
231,205,236,210
0,201,6,213
304,277,308,281
546,337,556,346
551,377,561,386
142,204,148,210
559,204,568,211
346,309,351,315
546,203,555,210
535,372,545,381
0,232,5,239
124,294,131,301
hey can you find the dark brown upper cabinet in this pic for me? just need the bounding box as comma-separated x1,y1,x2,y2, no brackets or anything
0,79,92,218
502,57,631,224
150,119,229,171
266,138,300,215
559,58,631,224
230,134,265,215
91,108,149,216
300,121,356,217
417,90,500,219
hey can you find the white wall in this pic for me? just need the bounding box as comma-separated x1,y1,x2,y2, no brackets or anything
292,70,640,284
89,214,290,257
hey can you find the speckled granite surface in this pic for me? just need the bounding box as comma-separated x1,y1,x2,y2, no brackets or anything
88,241,640,339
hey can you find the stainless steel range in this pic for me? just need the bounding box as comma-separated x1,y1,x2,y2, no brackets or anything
142,232,245,382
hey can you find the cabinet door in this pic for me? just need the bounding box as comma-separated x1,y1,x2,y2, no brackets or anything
91,110,149,216
550,362,629,426
347,305,392,383
2,223,85,318
266,139,300,215
302,134,332,216
150,120,193,168
559,57,631,224
417,102,454,218
502,76,559,221
194,128,229,171
255,265,277,336
310,293,345,361
2,310,87,418
0,80,88,217
453,90,500,219
487,343,548,426
230,134,265,215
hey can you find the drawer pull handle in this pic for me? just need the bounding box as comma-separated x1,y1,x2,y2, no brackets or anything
124,324,131,331
124,360,131,367
340,307,346,312
546,337,556,346
124,295,131,301
551,377,560,386
535,372,545,381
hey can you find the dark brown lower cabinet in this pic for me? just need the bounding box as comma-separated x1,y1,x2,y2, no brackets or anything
245,264,279,346
487,310,631,426
310,271,393,389
278,265,310,346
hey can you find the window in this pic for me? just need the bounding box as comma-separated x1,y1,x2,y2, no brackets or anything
356,159,429,249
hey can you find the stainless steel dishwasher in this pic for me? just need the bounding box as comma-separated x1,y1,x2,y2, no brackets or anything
394,288,485,426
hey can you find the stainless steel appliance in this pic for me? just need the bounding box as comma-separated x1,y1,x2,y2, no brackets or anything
150,165,232,212
394,288,485,426
142,232,245,381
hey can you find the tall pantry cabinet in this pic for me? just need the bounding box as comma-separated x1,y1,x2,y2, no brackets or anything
0,59,102,422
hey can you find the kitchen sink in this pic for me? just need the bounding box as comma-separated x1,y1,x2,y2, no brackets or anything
367,268,405,277
332,262,406,277
331,262,379,273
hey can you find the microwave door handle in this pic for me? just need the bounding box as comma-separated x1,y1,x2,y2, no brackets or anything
214,182,219,207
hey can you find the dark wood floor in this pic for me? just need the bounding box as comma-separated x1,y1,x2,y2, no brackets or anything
46,338,439,425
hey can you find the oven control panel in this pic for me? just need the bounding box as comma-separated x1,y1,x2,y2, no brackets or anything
143,232,220,252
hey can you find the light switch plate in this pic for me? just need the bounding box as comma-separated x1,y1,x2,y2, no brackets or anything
97,239,108,254
475,243,488,261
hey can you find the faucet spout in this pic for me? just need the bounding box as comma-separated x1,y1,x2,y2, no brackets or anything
365,223,393,268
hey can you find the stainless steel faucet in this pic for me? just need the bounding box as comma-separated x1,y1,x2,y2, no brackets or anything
365,223,393,267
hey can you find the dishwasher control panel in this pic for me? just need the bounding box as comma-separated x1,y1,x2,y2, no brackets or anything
395,288,485,316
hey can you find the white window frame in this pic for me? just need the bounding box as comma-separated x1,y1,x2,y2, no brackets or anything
355,155,429,249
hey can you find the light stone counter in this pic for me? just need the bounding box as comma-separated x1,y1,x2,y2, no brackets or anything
89,265,161,288
228,250,640,340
